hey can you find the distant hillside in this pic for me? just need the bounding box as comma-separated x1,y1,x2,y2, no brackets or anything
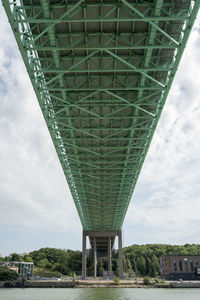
2,244,200,277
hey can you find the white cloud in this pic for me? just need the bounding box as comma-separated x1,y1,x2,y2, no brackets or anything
125,12,200,245
0,6,81,255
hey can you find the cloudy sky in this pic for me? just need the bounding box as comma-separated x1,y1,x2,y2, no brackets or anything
0,5,200,256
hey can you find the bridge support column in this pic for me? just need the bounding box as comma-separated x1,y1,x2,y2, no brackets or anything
82,230,87,279
93,237,97,278
108,236,112,272
118,230,123,278
85,230,118,278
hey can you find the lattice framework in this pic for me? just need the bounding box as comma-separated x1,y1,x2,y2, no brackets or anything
2,0,199,230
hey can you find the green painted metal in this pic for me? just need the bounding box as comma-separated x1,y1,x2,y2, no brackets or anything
2,0,199,231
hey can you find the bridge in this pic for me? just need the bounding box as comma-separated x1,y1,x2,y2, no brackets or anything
3,0,199,278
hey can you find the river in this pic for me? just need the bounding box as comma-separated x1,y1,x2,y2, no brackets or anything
0,288,200,300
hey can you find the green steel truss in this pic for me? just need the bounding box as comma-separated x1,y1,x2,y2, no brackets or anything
3,0,199,230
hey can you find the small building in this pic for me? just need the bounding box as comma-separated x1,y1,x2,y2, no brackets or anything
160,255,200,280
0,261,34,278
18,262,34,278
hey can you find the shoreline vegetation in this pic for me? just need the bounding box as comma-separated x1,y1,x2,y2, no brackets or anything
1,244,200,286
1,244,200,279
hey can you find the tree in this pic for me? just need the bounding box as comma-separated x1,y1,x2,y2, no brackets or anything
68,251,82,274
45,262,53,270
97,257,104,276
37,258,49,268
3,243,199,279
23,256,33,263
53,263,71,276
0,267,18,281
6,253,23,262
136,256,146,276
151,255,160,277
143,276,151,285
125,257,135,277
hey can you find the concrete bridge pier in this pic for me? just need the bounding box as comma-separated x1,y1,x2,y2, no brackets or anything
118,230,123,278
82,230,123,279
108,236,112,273
82,230,87,279
93,237,97,278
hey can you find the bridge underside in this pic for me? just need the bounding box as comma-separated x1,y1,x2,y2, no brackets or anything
3,0,199,277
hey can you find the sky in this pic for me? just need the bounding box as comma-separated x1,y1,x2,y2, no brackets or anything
0,5,200,257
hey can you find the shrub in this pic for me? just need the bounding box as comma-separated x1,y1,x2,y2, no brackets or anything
143,276,151,285
154,278,159,284
0,267,18,281
34,268,61,278
160,279,165,283
114,277,120,285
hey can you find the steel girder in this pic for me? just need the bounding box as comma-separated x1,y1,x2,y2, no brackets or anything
2,0,200,230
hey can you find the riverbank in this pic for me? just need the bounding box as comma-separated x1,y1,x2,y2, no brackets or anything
1,279,200,288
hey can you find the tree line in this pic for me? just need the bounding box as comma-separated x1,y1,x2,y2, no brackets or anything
1,244,200,278
123,244,200,277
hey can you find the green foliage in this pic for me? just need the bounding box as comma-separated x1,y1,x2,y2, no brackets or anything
114,277,120,285
3,244,200,279
45,262,53,270
135,256,146,276
124,243,200,277
67,251,82,274
0,267,18,281
53,263,71,276
29,248,82,276
154,278,159,284
30,248,72,276
5,253,23,262
30,248,69,266
37,258,49,268
143,276,151,285
125,257,135,277
160,279,165,283
34,267,61,278
23,256,33,263
97,257,105,276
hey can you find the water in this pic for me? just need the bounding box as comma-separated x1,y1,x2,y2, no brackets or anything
0,288,200,300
